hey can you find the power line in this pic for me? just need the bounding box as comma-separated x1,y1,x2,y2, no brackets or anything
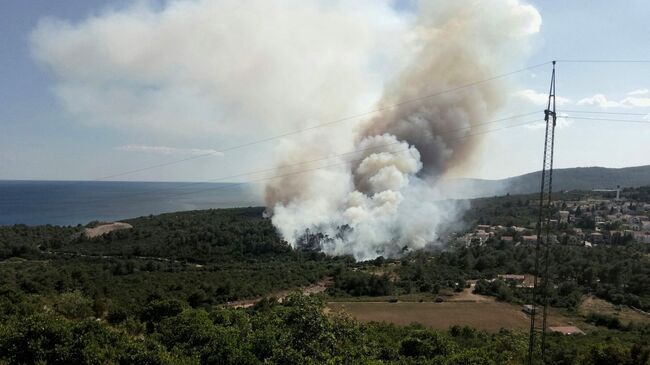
45,111,650,221
85,62,551,182
68,111,539,203
46,117,544,215
160,118,543,199
567,116,650,124
59,109,649,198
19,111,650,219
84,112,648,187
555,59,650,63
46,149,411,219
559,110,650,116
45,110,650,213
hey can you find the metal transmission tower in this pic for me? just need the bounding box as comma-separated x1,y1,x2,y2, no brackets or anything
527,61,557,365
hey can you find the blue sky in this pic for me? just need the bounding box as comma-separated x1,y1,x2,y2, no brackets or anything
1,0,124,179
1,0,648,182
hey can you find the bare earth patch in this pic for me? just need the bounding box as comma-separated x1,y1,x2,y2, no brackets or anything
84,222,133,238
327,301,572,332
227,277,332,309
445,281,495,302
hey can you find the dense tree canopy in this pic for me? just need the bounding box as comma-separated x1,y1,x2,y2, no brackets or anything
1,190,649,364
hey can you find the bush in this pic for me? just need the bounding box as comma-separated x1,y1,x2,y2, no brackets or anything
329,271,393,297
107,308,128,324
399,331,455,358
54,291,94,320
140,299,186,324
586,313,624,330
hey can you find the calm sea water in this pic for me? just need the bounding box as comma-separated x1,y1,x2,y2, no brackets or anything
0,180,263,226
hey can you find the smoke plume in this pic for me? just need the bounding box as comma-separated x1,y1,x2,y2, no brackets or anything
265,0,541,260
30,0,540,259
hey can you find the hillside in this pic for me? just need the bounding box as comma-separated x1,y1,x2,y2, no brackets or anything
447,165,650,198
1,192,650,364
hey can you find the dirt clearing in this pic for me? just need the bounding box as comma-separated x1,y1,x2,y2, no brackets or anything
327,301,572,332
84,222,133,238
227,277,332,309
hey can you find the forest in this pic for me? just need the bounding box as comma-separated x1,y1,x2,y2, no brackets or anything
1,190,650,364
2,292,649,365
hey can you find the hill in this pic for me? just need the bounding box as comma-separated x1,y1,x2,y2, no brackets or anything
446,165,650,198
1,193,650,364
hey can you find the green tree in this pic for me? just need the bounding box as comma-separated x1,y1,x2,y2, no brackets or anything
54,291,94,320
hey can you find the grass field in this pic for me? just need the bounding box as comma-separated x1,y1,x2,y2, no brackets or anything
327,301,573,332
579,295,650,325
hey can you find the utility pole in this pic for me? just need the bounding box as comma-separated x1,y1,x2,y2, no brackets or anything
527,60,557,365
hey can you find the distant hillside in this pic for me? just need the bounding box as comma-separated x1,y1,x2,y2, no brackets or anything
446,165,650,198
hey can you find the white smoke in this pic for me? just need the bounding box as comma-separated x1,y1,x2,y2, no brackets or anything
266,0,541,260
30,0,409,137
30,0,541,260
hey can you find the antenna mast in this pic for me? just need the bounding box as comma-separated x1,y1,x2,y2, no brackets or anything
527,60,557,364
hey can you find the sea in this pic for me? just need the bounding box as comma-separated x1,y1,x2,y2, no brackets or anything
0,180,263,226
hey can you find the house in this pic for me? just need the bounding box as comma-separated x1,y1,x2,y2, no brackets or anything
629,221,643,231
633,231,650,244
590,232,603,244
548,326,585,335
475,230,490,244
573,228,585,240
498,274,525,285
521,235,537,244
505,274,537,289
520,275,536,289
558,211,570,223
623,214,637,224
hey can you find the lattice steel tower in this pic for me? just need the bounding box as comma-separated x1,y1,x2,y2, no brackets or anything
527,60,557,365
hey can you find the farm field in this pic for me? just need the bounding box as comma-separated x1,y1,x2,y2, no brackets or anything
327,300,573,332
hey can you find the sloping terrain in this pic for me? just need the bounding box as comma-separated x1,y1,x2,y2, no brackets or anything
447,165,650,198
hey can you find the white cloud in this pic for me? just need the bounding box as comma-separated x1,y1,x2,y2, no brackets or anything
576,94,620,108
620,97,650,107
31,0,409,137
627,88,649,96
514,89,571,106
577,93,650,108
116,144,223,156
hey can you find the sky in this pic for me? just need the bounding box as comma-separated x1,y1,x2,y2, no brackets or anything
0,0,648,182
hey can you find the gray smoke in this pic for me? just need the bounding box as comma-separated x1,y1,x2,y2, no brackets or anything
265,0,541,260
